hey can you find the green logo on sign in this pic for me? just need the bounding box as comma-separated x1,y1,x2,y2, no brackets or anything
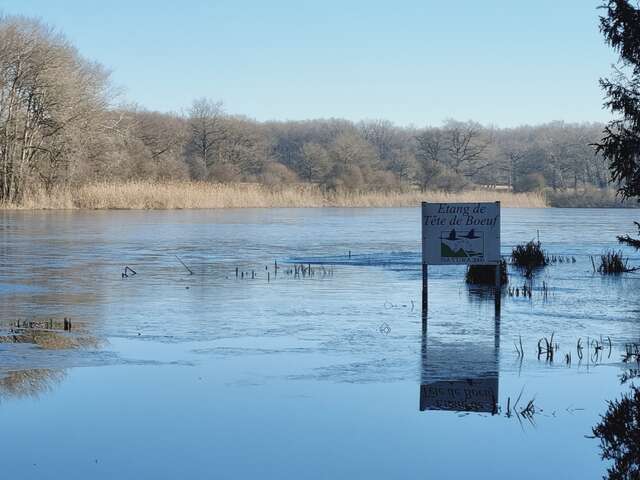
440,229,484,258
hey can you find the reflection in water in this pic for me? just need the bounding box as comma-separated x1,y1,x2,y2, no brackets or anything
419,310,500,413
0,329,98,350
0,320,99,350
0,210,639,479
593,383,640,480
0,321,98,399
0,369,66,399
466,284,502,303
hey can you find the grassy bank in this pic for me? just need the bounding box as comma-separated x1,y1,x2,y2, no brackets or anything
546,188,640,208
0,182,547,209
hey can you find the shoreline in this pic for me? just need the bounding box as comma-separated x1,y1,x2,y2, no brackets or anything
0,182,547,210
1,181,637,210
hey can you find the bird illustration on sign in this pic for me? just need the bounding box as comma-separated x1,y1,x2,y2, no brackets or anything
440,229,484,258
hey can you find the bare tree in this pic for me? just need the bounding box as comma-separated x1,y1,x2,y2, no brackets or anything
0,15,110,201
134,110,187,161
416,128,444,165
359,119,402,164
0,14,619,204
186,98,226,170
300,142,332,182
443,120,492,177
328,131,380,189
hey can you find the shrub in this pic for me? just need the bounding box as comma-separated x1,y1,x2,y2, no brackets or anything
511,240,547,271
513,173,546,193
420,162,469,192
208,163,241,183
260,162,299,185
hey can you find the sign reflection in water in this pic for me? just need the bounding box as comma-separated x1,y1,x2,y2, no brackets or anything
419,313,500,414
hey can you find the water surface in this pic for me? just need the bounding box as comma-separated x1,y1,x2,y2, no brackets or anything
1,208,639,479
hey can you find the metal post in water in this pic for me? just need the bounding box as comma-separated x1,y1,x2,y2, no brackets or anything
494,262,501,317
422,263,428,315
421,202,428,322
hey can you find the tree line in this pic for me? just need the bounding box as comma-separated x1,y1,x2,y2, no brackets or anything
0,15,613,204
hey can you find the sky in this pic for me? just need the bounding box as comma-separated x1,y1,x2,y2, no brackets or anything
0,0,618,127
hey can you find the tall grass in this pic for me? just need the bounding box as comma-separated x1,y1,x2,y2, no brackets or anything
0,181,548,210
598,250,634,274
547,187,640,208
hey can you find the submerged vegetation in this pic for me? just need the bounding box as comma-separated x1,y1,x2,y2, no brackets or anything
504,391,537,423
0,318,97,399
511,240,548,273
597,250,635,274
465,259,508,285
0,317,98,350
537,333,558,362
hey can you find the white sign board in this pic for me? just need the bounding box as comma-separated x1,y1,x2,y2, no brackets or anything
422,202,500,265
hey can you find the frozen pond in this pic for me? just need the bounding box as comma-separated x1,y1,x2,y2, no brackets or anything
1,207,639,479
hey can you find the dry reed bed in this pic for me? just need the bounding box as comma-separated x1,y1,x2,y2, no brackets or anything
1,182,548,210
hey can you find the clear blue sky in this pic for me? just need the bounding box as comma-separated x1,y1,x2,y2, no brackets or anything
0,0,617,126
